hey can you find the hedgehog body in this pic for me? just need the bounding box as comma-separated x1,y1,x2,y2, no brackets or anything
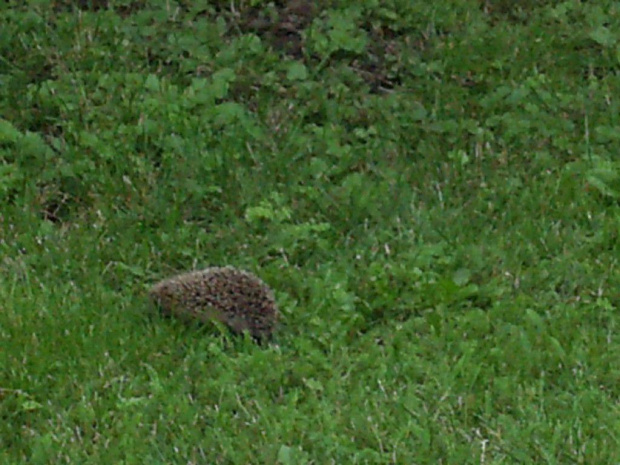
149,266,278,340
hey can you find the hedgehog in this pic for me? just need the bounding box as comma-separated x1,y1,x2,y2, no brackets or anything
149,266,278,341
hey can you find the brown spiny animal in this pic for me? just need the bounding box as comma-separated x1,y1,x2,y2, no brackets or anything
149,266,278,341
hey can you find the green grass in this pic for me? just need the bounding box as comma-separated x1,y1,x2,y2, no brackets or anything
1,0,620,463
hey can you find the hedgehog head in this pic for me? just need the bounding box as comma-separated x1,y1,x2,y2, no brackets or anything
149,279,180,313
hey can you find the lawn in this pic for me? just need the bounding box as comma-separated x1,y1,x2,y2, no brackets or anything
1,1,619,463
